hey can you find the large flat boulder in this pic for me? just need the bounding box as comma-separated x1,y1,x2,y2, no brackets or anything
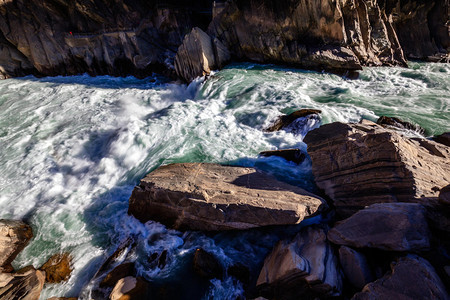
352,255,449,300
304,122,450,216
0,220,33,271
256,225,342,299
128,163,326,231
328,203,430,252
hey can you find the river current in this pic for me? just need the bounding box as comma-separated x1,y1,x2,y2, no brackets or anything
0,62,448,299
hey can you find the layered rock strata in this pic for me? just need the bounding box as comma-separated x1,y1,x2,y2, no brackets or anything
0,219,33,272
128,163,326,231
304,121,450,216
0,266,45,300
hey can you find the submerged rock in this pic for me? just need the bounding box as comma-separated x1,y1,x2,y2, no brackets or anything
328,203,430,252
338,246,374,290
40,253,73,283
0,266,45,300
265,109,321,132
257,226,342,299
0,219,33,272
352,255,449,300
258,149,306,164
376,116,425,135
128,163,326,231
174,27,230,82
304,122,450,216
192,248,223,279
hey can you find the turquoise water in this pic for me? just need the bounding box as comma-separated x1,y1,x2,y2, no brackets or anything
0,62,448,299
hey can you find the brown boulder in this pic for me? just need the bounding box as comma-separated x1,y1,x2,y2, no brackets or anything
193,248,223,279
100,262,135,288
376,116,425,135
439,185,450,206
0,265,45,300
265,109,322,132
259,149,306,164
352,255,449,300
128,163,326,231
257,226,342,299
174,27,230,82
328,203,430,252
0,220,33,271
433,132,450,147
338,246,374,290
40,253,73,283
304,122,450,216
109,276,150,300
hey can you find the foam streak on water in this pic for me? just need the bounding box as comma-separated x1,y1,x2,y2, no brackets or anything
0,63,448,299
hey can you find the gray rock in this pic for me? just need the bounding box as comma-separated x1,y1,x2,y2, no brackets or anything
257,226,342,299
328,203,430,251
304,122,450,216
128,163,326,231
339,246,374,290
0,220,33,271
352,255,449,300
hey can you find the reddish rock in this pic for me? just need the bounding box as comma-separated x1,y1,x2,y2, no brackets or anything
439,185,450,206
376,116,425,135
128,163,326,231
0,265,45,300
352,256,449,300
304,122,450,216
328,203,430,252
109,276,150,300
100,262,135,288
40,253,73,283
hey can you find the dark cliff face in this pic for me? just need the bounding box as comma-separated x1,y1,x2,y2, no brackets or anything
0,0,447,80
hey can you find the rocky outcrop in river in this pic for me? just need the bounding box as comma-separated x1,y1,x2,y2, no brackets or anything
128,162,326,231
0,0,447,80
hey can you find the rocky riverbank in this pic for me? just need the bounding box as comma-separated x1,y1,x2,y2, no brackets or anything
0,0,448,80
3,112,450,299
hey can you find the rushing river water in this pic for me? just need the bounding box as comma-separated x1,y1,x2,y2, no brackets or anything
0,62,449,299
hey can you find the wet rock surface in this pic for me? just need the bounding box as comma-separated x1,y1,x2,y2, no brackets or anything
304,121,450,216
258,149,306,164
376,115,425,135
328,203,430,252
128,163,326,231
100,262,135,288
40,253,73,283
192,248,223,279
352,255,449,300
265,109,322,133
256,225,342,299
0,219,33,272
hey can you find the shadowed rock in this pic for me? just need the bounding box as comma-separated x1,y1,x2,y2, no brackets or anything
265,109,322,132
434,132,450,147
339,246,374,290
257,225,342,299
259,149,306,164
0,266,45,300
439,185,450,206
352,255,449,300
304,122,450,216
100,262,135,288
128,163,326,231
376,116,425,135
109,276,150,300
328,203,430,252
193,248,223,279
0,220,33,272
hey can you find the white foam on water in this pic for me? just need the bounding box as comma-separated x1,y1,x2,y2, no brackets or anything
0,62,448,299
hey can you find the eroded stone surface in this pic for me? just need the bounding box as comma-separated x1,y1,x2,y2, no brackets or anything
304,122,450,216
0,266,45,300
40,253,73,283
0,219,33,271
128,163,326,231
328,203,430,251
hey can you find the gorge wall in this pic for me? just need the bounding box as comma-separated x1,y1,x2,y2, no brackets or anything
0,0,448,80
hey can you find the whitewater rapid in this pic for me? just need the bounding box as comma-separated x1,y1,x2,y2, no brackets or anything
0,62,448,299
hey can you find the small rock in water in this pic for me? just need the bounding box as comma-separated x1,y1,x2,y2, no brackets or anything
40,253,73,283
352,255,449,300
259,149,306,164
376,115,425,135
265,109,322,133
0,219,33,271
100,262,135,288
193,248,223,279
228,263,251,285
328,203,430,252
